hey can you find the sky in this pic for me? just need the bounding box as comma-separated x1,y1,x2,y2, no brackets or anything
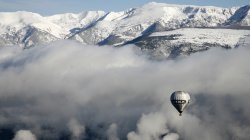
0,0,249,15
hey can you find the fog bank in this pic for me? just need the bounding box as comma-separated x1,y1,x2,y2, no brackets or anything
0,40,249,140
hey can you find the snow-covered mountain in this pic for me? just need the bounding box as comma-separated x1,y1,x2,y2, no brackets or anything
131,28,250,59
0,2,249,57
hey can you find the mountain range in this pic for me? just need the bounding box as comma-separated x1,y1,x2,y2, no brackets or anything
0,2,250,58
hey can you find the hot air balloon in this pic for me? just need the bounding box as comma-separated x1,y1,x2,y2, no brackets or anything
170,91,190,116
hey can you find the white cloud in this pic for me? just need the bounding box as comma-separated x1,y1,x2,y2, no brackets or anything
13,130,36,140
127,112,169,140
107,123,120,140
0,40,250,139
68,118,85,140
163,133,179,140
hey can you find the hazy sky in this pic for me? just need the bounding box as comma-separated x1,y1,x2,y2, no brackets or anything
0,0,249,15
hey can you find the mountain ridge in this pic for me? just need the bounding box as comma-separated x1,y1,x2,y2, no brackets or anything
0,2,249,58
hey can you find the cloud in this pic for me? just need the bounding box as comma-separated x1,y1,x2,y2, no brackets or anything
163,133,179,140
0,40,250,139
107,123,119,140
68,118,85,140
127,112,169,140
13,130,36,140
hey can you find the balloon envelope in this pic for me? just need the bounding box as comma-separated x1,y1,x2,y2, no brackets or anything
170,91,190,116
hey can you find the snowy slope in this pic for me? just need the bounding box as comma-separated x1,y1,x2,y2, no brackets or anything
150,28,250,46
46,11,106,33
0,10,107,47
130,28,250,59
0,11,65,38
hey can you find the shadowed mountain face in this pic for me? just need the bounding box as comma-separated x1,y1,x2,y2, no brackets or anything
0,3,250,58
225,5,250,25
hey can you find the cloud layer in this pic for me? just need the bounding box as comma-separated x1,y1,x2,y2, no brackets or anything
0,40,250,140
